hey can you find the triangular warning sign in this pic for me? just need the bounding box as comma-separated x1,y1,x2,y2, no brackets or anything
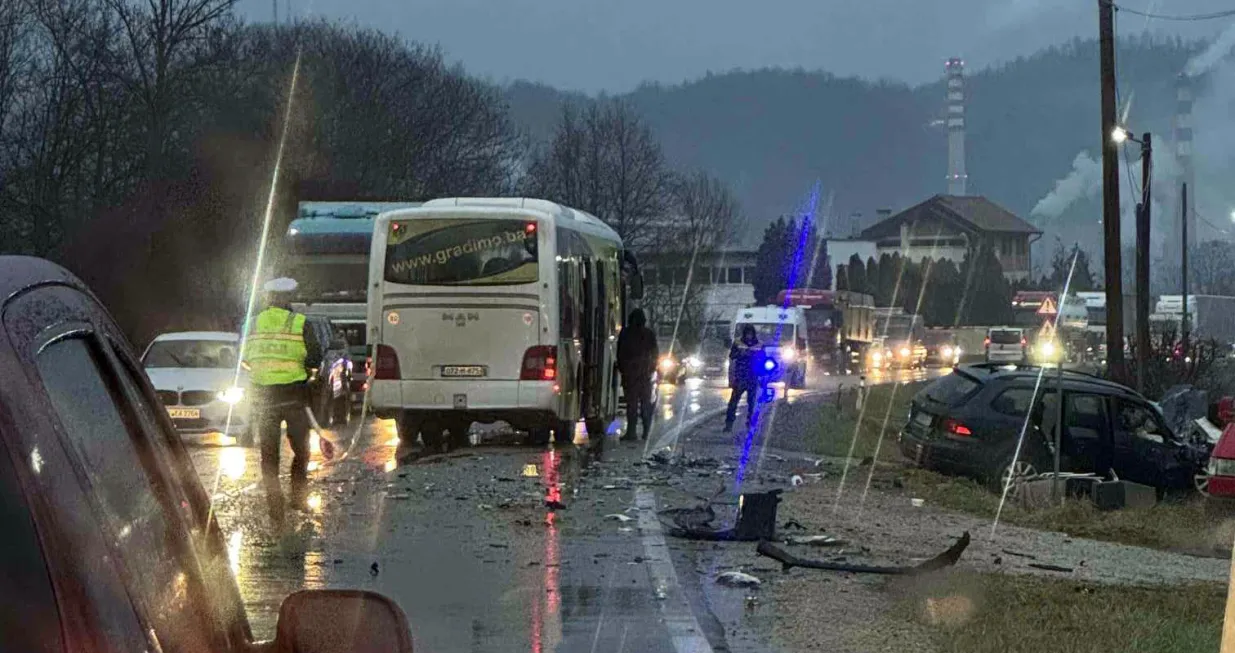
1037,297,1058,315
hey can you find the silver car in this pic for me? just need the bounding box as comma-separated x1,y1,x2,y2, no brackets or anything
142,331,253,445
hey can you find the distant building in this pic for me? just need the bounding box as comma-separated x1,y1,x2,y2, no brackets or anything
640,247,758,339
858,194,1041,282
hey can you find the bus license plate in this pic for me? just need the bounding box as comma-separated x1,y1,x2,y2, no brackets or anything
442,365,486,378
168,407,200,419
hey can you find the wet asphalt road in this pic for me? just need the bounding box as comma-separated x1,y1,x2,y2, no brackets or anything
187,366,944,652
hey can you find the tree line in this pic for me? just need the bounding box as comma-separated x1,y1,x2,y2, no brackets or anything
0,0,742,342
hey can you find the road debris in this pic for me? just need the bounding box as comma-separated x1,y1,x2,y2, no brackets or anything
715,571,763,587
790,475,804,487
604,513,634,522
1028,563,1074,573
782,519,807,530
369,562,379,576
785,534,844,547
1001,549,1037,559
757,531,971,576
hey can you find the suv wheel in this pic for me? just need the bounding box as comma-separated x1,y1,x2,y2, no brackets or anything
989,451,1042,493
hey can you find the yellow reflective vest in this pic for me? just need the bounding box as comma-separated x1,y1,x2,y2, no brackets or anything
243,307,308,386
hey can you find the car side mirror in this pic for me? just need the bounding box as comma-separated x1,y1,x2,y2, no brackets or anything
273,590,412,653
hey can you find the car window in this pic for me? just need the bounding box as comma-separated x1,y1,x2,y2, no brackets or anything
923,373,980,405
1116,399,1173,444
0,435,62,653
989,329,1022,345
990,386,1037,416
1065,393,1106,440
38,336,218,652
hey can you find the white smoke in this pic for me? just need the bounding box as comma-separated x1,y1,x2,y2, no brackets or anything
1030,151,1101,219
1186,21,1235,77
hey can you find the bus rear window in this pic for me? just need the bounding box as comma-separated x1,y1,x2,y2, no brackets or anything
385,219,539,286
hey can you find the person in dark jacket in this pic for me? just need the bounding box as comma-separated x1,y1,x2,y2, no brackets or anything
725,324,763,432
617,308,659,441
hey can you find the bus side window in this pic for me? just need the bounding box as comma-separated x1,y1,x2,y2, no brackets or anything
559,261,577,339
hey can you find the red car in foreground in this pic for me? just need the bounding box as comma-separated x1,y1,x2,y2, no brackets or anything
0,257,412,653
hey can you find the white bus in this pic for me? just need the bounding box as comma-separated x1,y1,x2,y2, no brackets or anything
367,198,643,449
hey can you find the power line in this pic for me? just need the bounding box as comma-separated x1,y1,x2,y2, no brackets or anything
1110,2,1235,21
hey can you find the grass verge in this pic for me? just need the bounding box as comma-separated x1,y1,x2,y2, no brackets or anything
898,467,1235,555
898,571,1224,653
813,380,925,462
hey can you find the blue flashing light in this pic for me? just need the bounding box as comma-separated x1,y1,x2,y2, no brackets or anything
764,359,776,371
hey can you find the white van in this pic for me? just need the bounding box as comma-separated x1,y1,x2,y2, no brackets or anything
367,198,641,449
731,305,809,388
985,327,1027,363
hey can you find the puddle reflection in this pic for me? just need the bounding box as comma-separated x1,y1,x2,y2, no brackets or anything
533,449,563,653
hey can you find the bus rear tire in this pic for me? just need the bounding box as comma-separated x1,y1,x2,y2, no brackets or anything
554,420,575,446
527,426,551,446
444,419,471,449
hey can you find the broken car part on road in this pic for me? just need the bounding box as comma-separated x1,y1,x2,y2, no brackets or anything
756,531,971,576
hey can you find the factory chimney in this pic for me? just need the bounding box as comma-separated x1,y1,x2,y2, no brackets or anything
945,57,967,196
1173,73,1195,260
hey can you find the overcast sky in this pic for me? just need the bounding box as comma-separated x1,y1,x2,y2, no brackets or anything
237,0,1231,92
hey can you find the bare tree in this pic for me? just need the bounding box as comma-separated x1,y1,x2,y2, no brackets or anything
524,99,671,250
641,171,741,349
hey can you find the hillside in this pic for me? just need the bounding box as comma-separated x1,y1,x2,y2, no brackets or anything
505,36,1202,250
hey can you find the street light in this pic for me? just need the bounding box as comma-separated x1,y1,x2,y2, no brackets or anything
1112,126,1152,395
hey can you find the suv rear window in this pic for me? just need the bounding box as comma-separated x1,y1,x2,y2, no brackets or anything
923,373,980,405
989,330,1022,345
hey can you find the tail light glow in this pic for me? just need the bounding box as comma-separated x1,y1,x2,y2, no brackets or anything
941,418,972,437
373,345,400,380
521,345,558,381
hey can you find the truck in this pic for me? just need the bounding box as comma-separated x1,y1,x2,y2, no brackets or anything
873,307,925,369
1151,295,1235,347
283,200,422,405
776,289,875,374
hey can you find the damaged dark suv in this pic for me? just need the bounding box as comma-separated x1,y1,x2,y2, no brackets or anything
899,363,1211,492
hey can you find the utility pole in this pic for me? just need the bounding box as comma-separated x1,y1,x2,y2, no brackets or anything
1135,132,1151,393
1099,0,1125,382
1182,182,1190,357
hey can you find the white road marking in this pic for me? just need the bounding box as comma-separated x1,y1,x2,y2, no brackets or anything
635,487,714,653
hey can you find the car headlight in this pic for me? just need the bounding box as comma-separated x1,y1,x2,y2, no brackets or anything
763,358,777,371
217,386,245,404
954,347,962,357
658,355,676,371
780,348,796,363
940,346,953,358
900,347,911,358
1041,341,1056,357
685,355,702,368
1212,458,1235,477
872,351,883,362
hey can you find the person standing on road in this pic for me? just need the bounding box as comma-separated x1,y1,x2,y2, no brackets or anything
617,308,658,441
242,277,322,521
725,324,763,432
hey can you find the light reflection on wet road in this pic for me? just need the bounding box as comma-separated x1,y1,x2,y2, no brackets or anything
187,366,944,650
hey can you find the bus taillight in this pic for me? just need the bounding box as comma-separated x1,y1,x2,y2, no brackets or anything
521,345,557,381
373,345,401,380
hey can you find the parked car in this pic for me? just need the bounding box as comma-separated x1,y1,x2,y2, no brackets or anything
143,331,252,446
985,327,1027,363
304,315,353,427
0,257,413,653
899,363,1211,492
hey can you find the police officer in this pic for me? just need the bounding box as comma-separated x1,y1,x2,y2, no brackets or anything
242,277,322,520
724,324,763,432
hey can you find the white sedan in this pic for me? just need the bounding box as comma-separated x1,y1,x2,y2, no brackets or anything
142,331,253,445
